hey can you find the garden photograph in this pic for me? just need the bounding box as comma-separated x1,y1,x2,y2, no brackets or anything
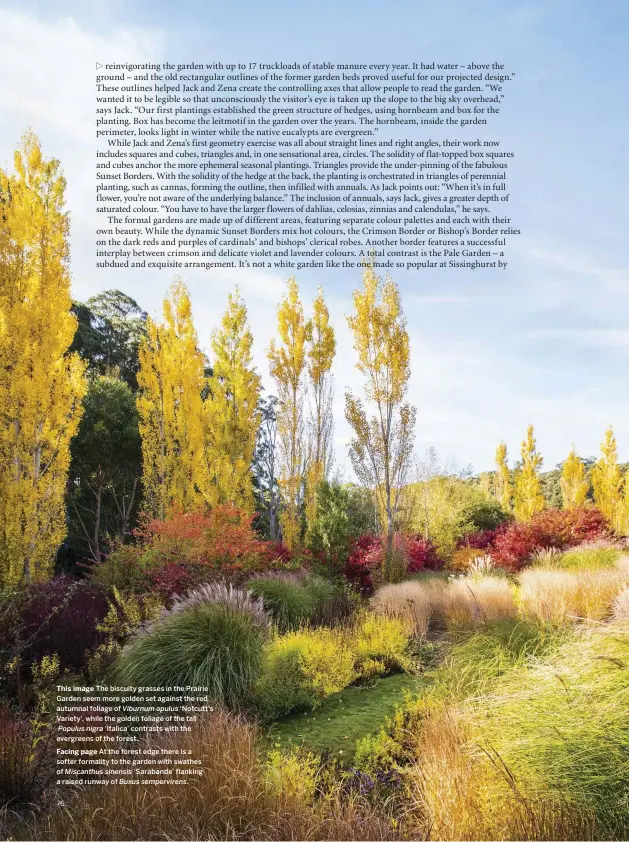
1,130,629,841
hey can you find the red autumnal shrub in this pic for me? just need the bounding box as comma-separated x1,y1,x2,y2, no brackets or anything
260,541,293,565
17,577,109,674
345,533,443,592
405,535,443,573
490,506,609,571
136,506,271,574
345,535,380,594
490,522,541,571
148,563,205,603
457,529,497,552
553,505,608,543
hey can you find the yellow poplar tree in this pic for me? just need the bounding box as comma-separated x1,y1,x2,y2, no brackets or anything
560,447,589,509
136,279,206,519
494,442,513,511
345,262,416,580
0,131,87,587
204,288,261,511
513,424,545,521
268,277,307,549
591,426,624,532
304,286,336,532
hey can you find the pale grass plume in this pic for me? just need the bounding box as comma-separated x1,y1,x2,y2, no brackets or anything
445,576,517,626
530,546,562,567
519,566,629,625
371,581,432,638
467,553,495,576
372,574,515,634
612,584,629,621
616,554,629,574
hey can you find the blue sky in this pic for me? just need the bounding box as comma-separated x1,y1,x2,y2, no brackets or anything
1,0,628,475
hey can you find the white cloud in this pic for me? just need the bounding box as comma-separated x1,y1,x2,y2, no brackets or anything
529,247,629,294
0,9,163,145
529,328,629,351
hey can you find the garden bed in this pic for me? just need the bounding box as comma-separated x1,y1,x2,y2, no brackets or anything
265,672,427,763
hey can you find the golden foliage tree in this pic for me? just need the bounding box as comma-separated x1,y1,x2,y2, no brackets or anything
268,277,307,549
591,426,624,532
0,131,87,587
204,288,261,511
560,447,589,509
494,442,513,511
513,424,545,521
136,279,206,519
345,263,416,580
304,286,336,534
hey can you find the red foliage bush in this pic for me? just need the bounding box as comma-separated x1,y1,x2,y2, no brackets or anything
490,506,609,571
344,533,443,593
406,534,443,573
127,507,302,591
345,535,380,594
260,541,293,565
147,563,205,603
16,576,109,674
457,529,497,552
137,506,268,570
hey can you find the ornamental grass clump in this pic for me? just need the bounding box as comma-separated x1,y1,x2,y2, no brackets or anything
433,619,560,701
554,543,620,570
372,581,432,638
246,572,345,631
613,585,629,621
518,564,629,626
246,573,315,632
445,576,517,627
466,622,629,838
112,584,270,710
27,710,403,842
372,575,515,636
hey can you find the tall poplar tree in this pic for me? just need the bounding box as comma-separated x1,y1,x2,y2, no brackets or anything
268,277,307,549
136,279,206,519
591,426,624,532
204,288,261,511
304,286,336,533
513,424,545,521
345,263,416,580
494,442,513,511
560,447,589,509
0,131,87,587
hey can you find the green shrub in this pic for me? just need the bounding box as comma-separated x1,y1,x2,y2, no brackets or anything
352,614,412,679
113,584,270,709
354,729,400,776
246,575,314,632
460,497,511,532
89,544,150,594
255,627,356,722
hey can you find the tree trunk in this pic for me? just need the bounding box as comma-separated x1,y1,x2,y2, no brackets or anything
92,486,102,562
